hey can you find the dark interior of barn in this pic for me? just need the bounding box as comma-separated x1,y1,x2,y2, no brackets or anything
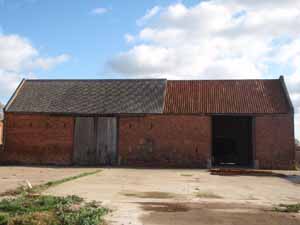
212,116,253,167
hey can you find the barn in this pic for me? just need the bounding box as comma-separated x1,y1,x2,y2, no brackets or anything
0,76,295,169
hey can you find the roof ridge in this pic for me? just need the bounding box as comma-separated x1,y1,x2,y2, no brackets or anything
24,78,280,82
25,78,167,82
167,79,279,81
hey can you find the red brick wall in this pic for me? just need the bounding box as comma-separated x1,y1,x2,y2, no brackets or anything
295,144,300,167
0,113,74,165
118,115,211,167
296,150,300,167
0,121,2,145
255,114,295,169
1,113,295,169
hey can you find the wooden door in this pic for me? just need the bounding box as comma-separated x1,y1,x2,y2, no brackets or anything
73,117,96,165
96,117,117,165
73,117,117,165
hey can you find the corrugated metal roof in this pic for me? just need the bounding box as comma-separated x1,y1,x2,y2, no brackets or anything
164,80,290,114
6,79,166,114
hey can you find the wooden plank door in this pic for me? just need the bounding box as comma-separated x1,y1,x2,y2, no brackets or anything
96,117,117,165
73,117,117,165
73,117,97,165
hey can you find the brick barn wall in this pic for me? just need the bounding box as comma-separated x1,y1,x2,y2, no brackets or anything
0,113,74,165
295,144,300,167
0,121,2,145
255,114,295,170
118,115,211,167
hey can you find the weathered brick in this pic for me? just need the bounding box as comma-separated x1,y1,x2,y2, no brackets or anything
118,115,211,168
1,113,295,169
0,113,74,165
255,114,295,170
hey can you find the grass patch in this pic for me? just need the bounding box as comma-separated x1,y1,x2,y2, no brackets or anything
122,191,178,199
32,170,102,193
273,203,300,213
195,191,223,199
0,170,101,197
0,194,108,225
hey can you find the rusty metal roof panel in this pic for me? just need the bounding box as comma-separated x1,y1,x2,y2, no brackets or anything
164,80,290,114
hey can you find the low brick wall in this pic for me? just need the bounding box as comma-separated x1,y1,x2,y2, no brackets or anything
119,115,212,168
0,113,74,165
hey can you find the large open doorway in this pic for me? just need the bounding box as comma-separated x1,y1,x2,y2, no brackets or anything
212,116,253,167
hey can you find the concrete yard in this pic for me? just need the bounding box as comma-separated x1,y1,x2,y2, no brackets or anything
1,167,300,224
43,168,300,225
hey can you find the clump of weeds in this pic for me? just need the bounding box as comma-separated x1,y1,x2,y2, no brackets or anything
273,203,300,213
195,191,223,199
0,194,108,225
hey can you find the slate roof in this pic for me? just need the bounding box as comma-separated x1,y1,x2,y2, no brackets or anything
164,79,291,114
6,79,167,114
6,77,292,115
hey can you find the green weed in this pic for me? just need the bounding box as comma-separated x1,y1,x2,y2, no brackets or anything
0,194,108,225
273,203,300,213
0,170,101,197
195,191,223,199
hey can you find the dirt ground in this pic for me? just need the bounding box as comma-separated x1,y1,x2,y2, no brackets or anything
0,166,97,194
41,168,300,225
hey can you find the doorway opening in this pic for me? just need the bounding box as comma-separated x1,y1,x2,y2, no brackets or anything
212,116,253,167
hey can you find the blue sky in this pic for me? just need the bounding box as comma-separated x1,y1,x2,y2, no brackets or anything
0,0,300,138
0,0,198,81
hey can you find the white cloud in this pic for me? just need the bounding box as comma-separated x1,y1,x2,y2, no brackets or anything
277,40,300,138
0,35,37,72
273,39,300,69
137,6,161,26
110,1,300,78
109,0,300,138
0,34,69,100
91,7,108,15
124,34,135,43
0,70,23,99
30,54,70,70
